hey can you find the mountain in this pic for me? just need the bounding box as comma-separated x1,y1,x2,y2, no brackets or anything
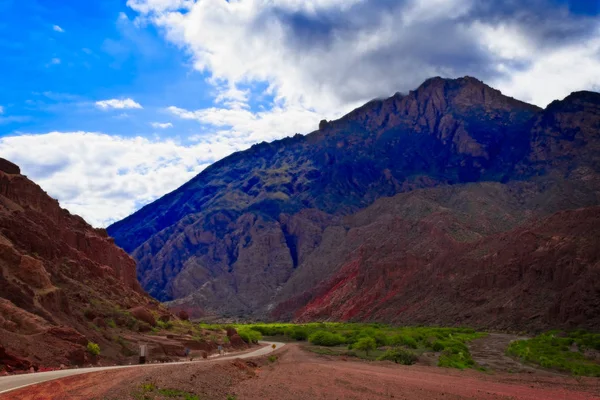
0,159,170,371
108,77,600,330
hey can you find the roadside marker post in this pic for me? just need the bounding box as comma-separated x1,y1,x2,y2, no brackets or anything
139,344,147,364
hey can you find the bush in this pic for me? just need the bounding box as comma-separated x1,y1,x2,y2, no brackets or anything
287,326,309,341
309,331,346,346
377,348,418,365
107,319,117,329
353,337,377,355
157,320,173,330
432,341,445,352
389,334,418,349
87,342,100,356
238,328,262,344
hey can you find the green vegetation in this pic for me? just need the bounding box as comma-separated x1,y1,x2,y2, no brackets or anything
377,348,418,365
352,337,377,355
157,320,174,330
268,355,278,363
136,383,200,400
86,342,100,356
507,331,600,376
237,327,262,344
309,331,346,346
107,318,117,328
195,322,485,370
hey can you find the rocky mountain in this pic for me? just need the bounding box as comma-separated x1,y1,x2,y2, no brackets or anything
0,159,176,371
108,77,600,330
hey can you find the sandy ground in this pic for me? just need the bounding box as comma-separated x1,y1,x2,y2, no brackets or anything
3,343,599,400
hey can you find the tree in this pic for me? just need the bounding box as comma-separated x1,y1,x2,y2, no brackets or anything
353,337,377,356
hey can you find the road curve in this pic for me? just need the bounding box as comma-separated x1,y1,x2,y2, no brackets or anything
0,341,284,395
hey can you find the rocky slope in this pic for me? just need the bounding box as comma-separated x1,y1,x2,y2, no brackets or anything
108,77,600,330
0,160,236,372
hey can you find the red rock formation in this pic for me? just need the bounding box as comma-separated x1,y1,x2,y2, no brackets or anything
0,163,158,370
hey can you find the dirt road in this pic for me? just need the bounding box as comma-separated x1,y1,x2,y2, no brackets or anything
4,343,598,400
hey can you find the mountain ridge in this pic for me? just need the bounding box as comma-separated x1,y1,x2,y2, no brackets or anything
107,76,600,329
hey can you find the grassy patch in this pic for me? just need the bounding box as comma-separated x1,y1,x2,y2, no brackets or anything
136,382,200,400
507,331,600,376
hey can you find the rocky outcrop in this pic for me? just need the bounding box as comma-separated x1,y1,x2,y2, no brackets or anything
108,77,600,330
0,163,158,370
0,158,20,175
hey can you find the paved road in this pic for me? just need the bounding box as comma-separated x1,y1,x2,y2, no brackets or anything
0,341,284,395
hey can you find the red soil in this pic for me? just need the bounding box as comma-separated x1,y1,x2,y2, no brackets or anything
4,344,598,400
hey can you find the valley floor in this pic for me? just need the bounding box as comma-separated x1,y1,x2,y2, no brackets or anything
3,343,599,400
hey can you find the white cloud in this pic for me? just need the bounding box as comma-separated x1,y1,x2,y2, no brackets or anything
48,58,61,66
130,0,600,112
167,102,332,143
151,122,173,129
0,132,245,227
53,25,64,33
478,25,600,107
95,98,143,110
0,106,4,114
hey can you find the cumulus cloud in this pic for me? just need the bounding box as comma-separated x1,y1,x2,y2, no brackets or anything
0,132,246,227
53,25,64,33
151,122,173,129
0,106,4,114
4,0,599,228
95,98,143,110
130,0,600,109
167,103,327,143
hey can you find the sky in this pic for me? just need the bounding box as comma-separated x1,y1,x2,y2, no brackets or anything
1,0,599,227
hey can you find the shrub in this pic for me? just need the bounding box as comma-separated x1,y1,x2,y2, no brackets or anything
238,328,262,344
377,348,418,365
309,331,346,346
107,319,117,329
287,326,309,341
86,342,100,356
432,341,445,352
438,348,475,369
389,334,418,349
157,320,173,330
353,337,377,355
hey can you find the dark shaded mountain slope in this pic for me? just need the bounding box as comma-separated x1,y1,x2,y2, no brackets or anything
108,77,600,329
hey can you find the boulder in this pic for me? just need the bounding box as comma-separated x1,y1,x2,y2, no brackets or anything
138,323,152,332
130,306,156,327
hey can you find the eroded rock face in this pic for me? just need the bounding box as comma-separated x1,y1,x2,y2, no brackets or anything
0,158,20,175
107,77,600,329
0,162,156,370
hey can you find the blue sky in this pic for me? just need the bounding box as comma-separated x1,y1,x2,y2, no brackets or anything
1,0,599,227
